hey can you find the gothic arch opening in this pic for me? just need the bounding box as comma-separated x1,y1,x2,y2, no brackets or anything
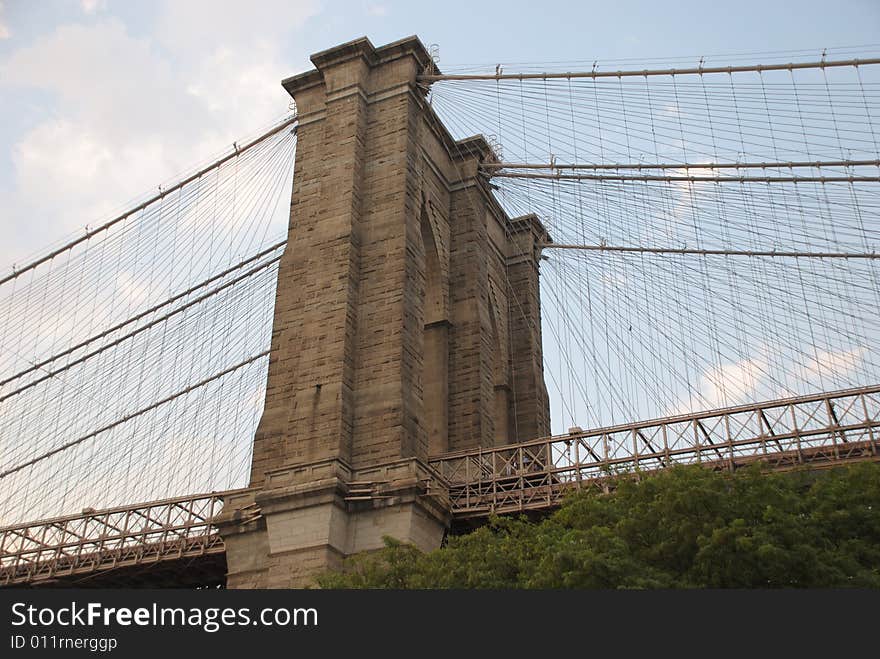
420,204,448,455
488,284,511,445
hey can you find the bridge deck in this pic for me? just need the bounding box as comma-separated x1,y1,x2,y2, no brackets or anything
432,385,880,517
0,492,229,587
2,385,878,586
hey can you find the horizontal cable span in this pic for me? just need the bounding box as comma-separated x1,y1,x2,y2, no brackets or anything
492,172,880,183
0,254,282,402
542,243,880,259
484,158,880,171
0,241,286,389
0,117,297,288
0,351,270,481
419,57,880,81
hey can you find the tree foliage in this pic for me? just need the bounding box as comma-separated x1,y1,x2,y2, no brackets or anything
317,463,880,588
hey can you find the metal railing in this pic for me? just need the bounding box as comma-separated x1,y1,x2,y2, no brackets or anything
429,385,880,518
0,491,229,586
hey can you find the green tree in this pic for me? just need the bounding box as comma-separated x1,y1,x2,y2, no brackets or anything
316,462,880,589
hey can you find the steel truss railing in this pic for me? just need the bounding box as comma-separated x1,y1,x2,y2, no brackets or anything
0,492,228,586
2,386,879,584
429,385,880,518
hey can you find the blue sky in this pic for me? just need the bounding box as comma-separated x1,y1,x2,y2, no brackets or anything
1,0,879,267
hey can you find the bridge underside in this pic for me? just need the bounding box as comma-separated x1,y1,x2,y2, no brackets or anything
22,553,227,588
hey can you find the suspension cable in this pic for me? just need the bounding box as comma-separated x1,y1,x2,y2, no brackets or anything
542,243,880,259
484,158,880,171
0,351,270,480
419,57,880,82
0,117,297,288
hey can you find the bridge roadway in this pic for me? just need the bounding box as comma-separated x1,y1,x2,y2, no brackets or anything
2,385,878,587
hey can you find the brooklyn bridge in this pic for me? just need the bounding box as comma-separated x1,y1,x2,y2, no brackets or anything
1,36,878,587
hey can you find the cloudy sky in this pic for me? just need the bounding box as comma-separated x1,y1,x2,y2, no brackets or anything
1,0,878,268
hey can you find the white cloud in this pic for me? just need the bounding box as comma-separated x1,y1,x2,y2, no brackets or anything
671,163,720,188
0,1,9,40
0,20,205,253
114,271,152,308
366,3,390,16
670,344,868,415
800,346,865,383
598,269,629,291
2,19,208,144
691,352,768,411
660,162,721,244
80,0,105,14
0,2,320,267
155,0,319,56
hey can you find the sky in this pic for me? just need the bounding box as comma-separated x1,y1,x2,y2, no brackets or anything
1,0,879,267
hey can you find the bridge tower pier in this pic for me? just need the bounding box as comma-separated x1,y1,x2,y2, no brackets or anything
217,36,550,588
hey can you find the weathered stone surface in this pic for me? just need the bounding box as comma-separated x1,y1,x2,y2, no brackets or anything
220,35,550,588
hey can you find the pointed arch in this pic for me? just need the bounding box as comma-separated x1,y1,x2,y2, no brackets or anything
420,202,449,454
421,205,444,324
488,280,511,445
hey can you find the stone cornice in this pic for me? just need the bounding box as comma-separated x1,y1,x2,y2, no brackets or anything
281,35,439,99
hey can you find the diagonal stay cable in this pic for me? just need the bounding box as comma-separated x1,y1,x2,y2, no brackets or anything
0,240,285,388
0,351,270,480
0,117,296,289
0,255,281,402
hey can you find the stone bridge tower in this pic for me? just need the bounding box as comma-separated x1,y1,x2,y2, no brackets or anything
218,36,550,588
